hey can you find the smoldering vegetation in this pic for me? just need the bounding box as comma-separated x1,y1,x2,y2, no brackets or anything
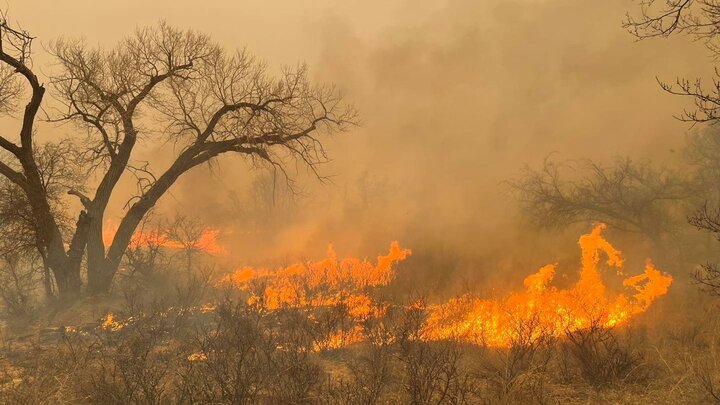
0,258,716,404
0,297,653,404
0,169,716,405
3,0,720,404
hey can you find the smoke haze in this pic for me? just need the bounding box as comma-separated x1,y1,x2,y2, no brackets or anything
9,0,710,284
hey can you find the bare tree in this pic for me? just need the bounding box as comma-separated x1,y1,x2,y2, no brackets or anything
625,2,720,284
625,1,720,123
510,157,697,248
688,204,720,293
165,214,207,273
0,139,85,300
0,17,354,298
686,127,720,197
122,213,168,279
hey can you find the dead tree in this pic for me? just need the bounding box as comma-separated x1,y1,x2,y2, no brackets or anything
625,1,720,123
626,2,720,284
165,214,206,273
510,157,696,233
0,17,355,298
510,157,698,257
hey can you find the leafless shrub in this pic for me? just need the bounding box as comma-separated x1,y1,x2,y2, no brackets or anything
308,302,352,352
122,218,168,280
322,313,397,405
692,353,720,403
266,346,323,404
72,315,176,404
166,214,208,273
0,254,42,319
176,302,272,404
0,347,79,404
477,314,554,403
173,265,214,310
562,320,645,389
326,344,394,404
264,308,324,403
509,156,696,260
394,303,476,404
176,301,324,403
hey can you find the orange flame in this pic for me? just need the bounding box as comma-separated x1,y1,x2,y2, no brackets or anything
423,224,673,347
222,242,411,317
102,222,224,254
217,224,673,350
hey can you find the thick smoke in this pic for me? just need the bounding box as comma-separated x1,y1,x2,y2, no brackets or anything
10,0,711,292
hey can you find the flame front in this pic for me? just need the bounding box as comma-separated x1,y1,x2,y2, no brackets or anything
215,224,673,349
222,242,411,317
423,224,673,347
102,222,224,255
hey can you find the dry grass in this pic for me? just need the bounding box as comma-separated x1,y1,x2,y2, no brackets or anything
0,276,717,404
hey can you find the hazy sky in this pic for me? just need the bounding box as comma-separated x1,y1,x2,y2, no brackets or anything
6,0,712,263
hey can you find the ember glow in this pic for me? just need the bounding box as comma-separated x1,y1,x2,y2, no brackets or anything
221,224,673,349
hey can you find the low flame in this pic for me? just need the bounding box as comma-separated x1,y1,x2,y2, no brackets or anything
90,225,672,351
222,241,411,317
423,224,673,346
101,312,125,331
221,224,673,349
102,222,224,254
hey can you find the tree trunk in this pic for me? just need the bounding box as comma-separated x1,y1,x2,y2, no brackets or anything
86,155,196,293
86,260,115,295
37,249,56,301
43,264,53,300
49,260,82,300
84,147,220,293
85,209,112,295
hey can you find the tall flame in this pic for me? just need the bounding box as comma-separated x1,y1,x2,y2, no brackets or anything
423,224,673,346
216,224,673,349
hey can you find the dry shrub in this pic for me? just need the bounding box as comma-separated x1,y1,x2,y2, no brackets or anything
0,345,79,404
686,333,720,403
122,227,168,279
323,344,393,405
307,303,352,352
562,320,646,389
395,304,476,404
177,302,323,404
173,265,214,310
176,303,272,403
693,354,720,403
322,315,396,405
0,254,41,320
70,315,177,404
477,314,554,403
266,308,324,403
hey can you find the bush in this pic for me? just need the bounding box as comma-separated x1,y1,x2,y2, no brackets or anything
562,321,645,389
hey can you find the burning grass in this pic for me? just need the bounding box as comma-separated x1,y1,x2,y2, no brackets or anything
218,223,673,350
103,220,225,255
0,224,689,403
424,224,673,347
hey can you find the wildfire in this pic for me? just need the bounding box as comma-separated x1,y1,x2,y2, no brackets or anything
92,225,671,352
222,242,411,317
423,224,673,347
101,312,125,331
221,224,673,349
102,222,224,254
